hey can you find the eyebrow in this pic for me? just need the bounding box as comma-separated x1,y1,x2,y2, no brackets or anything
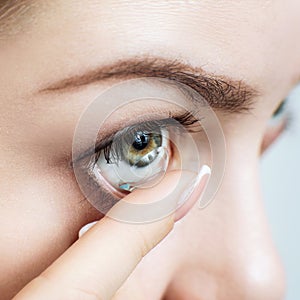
40,57,259,113
0,1,44,38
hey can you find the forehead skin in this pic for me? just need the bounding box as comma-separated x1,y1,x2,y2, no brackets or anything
1,0,300,107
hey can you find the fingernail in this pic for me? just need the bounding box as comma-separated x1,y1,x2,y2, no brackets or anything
175,165,211,221
177,165,211,206
78,221,98,238
197,165,212,208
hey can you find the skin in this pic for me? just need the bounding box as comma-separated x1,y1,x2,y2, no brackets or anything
0,0,300,299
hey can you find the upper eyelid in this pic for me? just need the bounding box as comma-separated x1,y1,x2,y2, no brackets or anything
71,111,199,166
72,117,175,165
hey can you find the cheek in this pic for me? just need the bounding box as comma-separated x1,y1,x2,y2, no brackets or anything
0,167,100,298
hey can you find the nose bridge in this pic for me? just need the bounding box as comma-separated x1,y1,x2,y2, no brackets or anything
217,165,286,300
164,157,286,299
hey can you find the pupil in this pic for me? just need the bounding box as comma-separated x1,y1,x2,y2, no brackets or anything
132,131,149,151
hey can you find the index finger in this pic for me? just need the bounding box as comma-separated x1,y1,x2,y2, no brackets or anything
14,169,209,300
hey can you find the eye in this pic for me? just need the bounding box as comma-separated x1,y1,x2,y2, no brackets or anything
272,99,286,118
94,125,170,193
261,99,289,153
79,111,202,198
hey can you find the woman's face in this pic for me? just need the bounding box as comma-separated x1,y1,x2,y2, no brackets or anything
1,1,299,299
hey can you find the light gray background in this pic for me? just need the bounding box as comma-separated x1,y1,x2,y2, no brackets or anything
261,85,300,300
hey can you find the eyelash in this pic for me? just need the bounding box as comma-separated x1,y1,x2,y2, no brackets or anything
92,110,201,166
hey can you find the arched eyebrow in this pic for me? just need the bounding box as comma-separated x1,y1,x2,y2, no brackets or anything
39,56,259,113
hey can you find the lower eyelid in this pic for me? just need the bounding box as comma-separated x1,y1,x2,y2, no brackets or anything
85,167,123,213
89,162,127,199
